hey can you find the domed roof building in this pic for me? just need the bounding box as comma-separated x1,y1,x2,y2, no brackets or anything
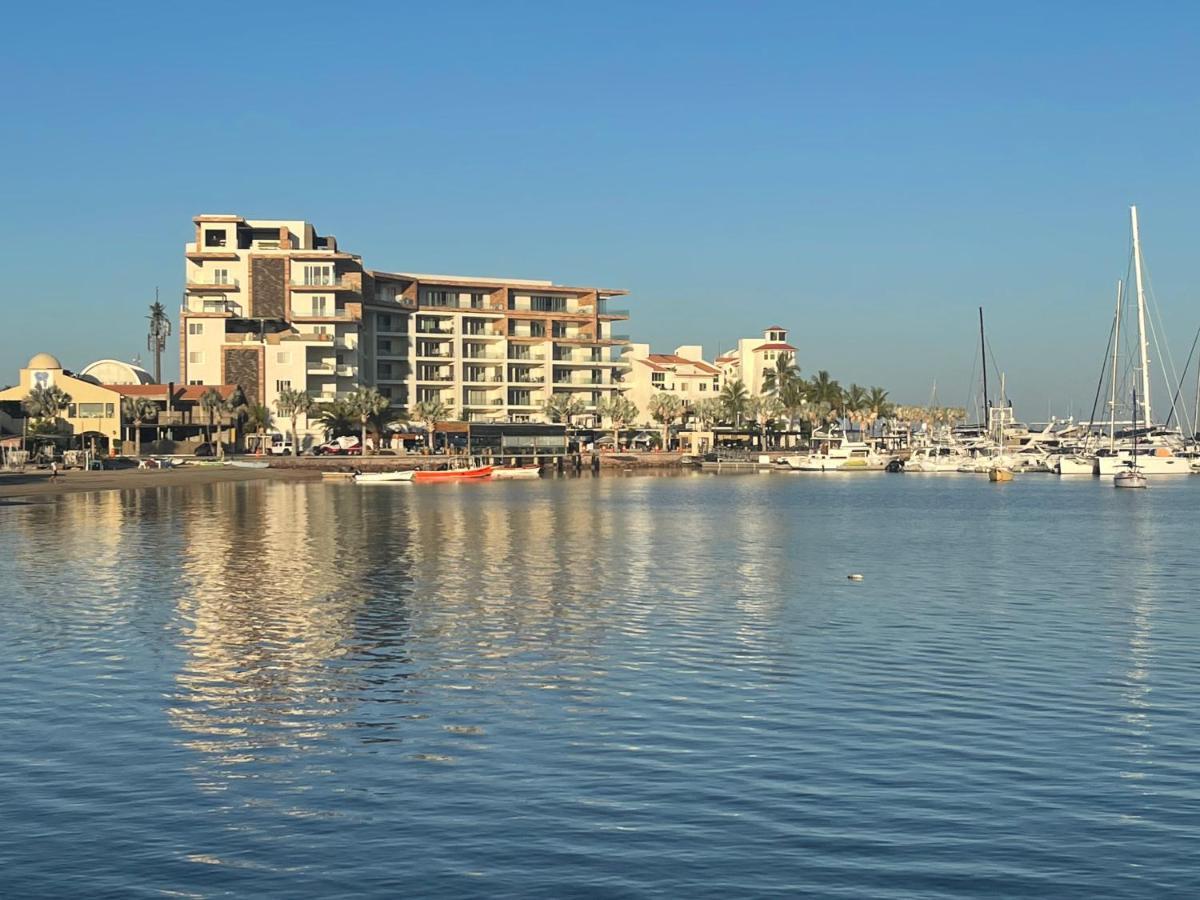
26,352,63,370
78,359,155,386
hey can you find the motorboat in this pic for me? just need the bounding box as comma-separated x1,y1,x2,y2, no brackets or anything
412,464,494,482
354,470,414,484
785,433,887,471
988,466,1014,483
1053,454,1097,476
903,444,972,472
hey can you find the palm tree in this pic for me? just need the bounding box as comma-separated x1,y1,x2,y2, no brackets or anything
198,387,225,450
21,385,72,423
121,396,159,457
778,380,807,441
410,399,452,452
690,397,723,432
807,370,843,408
274,388,314,455
719,378,750,427
596,394,638,449
747,395,784,448
843,383,868,436
316,399,357,440
243,402,272,454
542,393,586,427
349,388,390,455
648,393,685,450
866,386,892,419
368,405,406,452
762,353,799,396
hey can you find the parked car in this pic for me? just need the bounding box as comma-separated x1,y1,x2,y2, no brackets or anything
315,436,362,456
266,435,295,456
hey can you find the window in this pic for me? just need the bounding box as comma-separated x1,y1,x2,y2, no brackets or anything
469,292,486,309
275,380,291,392
78,402,107,417
189,351,204,364
276,351,290,364
700,383,707,392
531,295,566,312
213,268,230,285
312,296,328,316
202,299,226,313
313,325,329,336
188,322,203,335
426,290,450,307
188,380,203,386
303,265,333,286
204,229,226,248
651,372,665,385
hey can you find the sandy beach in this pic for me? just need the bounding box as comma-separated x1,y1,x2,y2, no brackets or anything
0,465,318,501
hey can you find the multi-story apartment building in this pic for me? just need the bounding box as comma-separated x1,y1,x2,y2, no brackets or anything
624,344,721,424
715,326,796,394
180,215,630,443
368,272,629,424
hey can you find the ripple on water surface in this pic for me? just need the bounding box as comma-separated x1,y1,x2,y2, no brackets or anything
0,475,1198,898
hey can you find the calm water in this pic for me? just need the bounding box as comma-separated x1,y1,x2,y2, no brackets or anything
1,473,1198,898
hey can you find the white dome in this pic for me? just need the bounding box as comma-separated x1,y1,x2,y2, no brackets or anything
78,359,155,385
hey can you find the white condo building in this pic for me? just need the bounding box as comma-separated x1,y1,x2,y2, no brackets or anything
715,326,797,394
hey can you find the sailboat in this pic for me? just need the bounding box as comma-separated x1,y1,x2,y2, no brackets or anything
1115,389,1148,488
1095,207,1189,475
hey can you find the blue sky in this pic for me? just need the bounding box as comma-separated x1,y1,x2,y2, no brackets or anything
3,1,1199,415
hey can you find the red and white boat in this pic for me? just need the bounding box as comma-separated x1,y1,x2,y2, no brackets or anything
412,464,493,482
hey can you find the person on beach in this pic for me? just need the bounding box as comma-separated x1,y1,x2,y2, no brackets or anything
49,460,59,480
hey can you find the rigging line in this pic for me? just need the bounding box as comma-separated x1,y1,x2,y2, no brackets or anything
1144,269,1191,433
1085,302,1120,434
1162,322,1200,431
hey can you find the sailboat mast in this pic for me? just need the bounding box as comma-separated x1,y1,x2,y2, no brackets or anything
1109,279,1123,451
979,307,989,426
1130,205,1153,425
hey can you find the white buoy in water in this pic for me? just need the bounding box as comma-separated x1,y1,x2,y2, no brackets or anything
847,573,864,582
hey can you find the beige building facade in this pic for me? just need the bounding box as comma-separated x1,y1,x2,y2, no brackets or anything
623,343,721,425
0,353,124,445
180,215,633,442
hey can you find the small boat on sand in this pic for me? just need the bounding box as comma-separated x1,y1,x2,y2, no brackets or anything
354,470,414,484
412,465,493,482
228,460,270,469
491,465,542,480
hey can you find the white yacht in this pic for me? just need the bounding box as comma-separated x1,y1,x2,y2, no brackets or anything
785,431,887,471
904,444,973,472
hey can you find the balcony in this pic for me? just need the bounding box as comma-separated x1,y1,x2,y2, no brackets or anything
415,324,455,335
508,351,546,361
415,347,451,358
290,276,350,290
463,374,503,384
463,398,504,407
187,277,240,292
463,351,504,361
182,297,245,316
333,337,355,350
307,363,335,374
335,365,357,377
291,307,358,321
597,307,631,319
417,375,453,383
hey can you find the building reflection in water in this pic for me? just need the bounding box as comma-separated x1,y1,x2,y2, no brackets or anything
154,476,795,787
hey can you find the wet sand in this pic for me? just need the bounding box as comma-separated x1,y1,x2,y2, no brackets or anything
0,466,318,501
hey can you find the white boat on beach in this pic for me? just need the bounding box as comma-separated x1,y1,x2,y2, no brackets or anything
354,470,414,484
491,466,543,480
